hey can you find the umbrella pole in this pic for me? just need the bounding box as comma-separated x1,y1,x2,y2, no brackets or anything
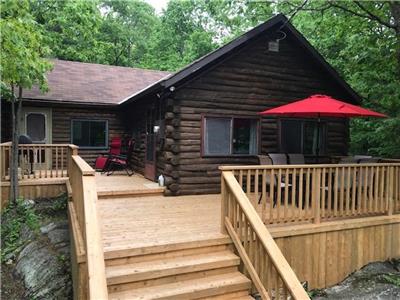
316,114,320,163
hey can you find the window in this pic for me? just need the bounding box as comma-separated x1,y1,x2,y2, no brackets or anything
71,120,108,148
26,113,46,142
280,119,326,155
203,117,258,156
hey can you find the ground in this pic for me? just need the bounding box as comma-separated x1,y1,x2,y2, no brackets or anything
311,259,400,299
1,194,72,300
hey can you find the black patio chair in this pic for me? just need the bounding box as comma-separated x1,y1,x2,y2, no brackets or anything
104,139,135,176
257,154,292,207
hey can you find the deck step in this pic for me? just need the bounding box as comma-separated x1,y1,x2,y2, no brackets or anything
104,236,232,261
97,187,164,199
106,250,240,285
108,271,251,300
198,290,255,299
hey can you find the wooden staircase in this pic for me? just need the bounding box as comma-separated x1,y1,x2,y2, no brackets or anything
104,237,254,299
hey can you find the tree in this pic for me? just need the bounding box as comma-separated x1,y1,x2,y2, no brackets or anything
1,0,52,202
100,0,159,67
30,0,106,63
276,0,400,157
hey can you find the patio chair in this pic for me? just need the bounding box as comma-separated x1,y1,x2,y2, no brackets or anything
338,157,358,164
105,139,135,176
354,155,372,161
288,153,305,165
95,137,122,171
258,154,292,206
358,157,380,164
268,153,288,165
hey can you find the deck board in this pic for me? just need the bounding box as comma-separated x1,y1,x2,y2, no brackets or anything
95,172,164,197
98,194,227,253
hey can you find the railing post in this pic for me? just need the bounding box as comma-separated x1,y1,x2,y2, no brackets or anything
313,168,321,224
221,172,227,234
67,145,78,177
388,166,394,216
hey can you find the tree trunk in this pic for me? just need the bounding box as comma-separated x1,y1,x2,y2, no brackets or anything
9,86,23,203
9,86,18,203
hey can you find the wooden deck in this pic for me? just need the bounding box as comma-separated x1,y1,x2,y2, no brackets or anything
95,172,165,198
98,194,228,257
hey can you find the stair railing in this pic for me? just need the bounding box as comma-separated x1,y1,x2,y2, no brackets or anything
68,147,108,300
221,170,309,300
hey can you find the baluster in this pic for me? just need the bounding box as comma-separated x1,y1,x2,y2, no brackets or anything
339,167,345,217
254,169,259,208
284,168,289,222
357,166,363,216
305,168,311,219
275,269,281,300
346,167,351,216
277,169,282,222
333,167,339,217
379,166,385,213
321,167,326,219
269,169,275,224
368,166,374,213
56,146,59,177
351,167,357,215
61,147,64,177
298,168,304,222
363,166,369,214
291,168,296,222
374,166,379,213
261,169,266,223
267,257,273,299
246,170,251,198
239,170,243,190
327,168,333,218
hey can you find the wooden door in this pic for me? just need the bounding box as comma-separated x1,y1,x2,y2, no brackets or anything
144,107,157,181
144,133,156,181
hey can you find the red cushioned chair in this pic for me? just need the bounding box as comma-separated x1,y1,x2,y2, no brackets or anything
95,137,122,171
104,139,135,176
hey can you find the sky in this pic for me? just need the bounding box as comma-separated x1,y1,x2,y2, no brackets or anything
145,0,169,14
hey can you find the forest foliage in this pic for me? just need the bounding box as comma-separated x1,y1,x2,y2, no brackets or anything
2,0,399,157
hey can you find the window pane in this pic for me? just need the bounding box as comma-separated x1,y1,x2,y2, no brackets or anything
72,120,107,148
280,120,302,153
27,113,46,142
303,122,325,155
233,119,258,154
204,118,231,155
90,121,106,147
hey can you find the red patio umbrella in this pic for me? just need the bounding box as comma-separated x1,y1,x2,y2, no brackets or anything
259,94,387,158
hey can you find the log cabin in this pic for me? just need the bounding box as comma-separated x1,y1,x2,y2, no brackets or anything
1,14,362,196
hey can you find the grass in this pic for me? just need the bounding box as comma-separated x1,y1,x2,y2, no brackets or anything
1,198,40,263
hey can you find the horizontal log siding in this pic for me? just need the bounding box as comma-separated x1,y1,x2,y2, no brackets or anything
51,106,127,167
171,32,350,195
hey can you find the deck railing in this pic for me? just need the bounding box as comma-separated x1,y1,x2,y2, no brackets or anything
221,171,309,299
220,163,400,225
67,151,108,300
0,142,76,181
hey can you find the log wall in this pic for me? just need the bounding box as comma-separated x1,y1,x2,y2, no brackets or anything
1,102,128,167
51,105,127,167
167,30,353,195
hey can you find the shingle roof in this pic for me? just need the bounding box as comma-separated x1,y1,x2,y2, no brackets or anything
23,59,171,105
